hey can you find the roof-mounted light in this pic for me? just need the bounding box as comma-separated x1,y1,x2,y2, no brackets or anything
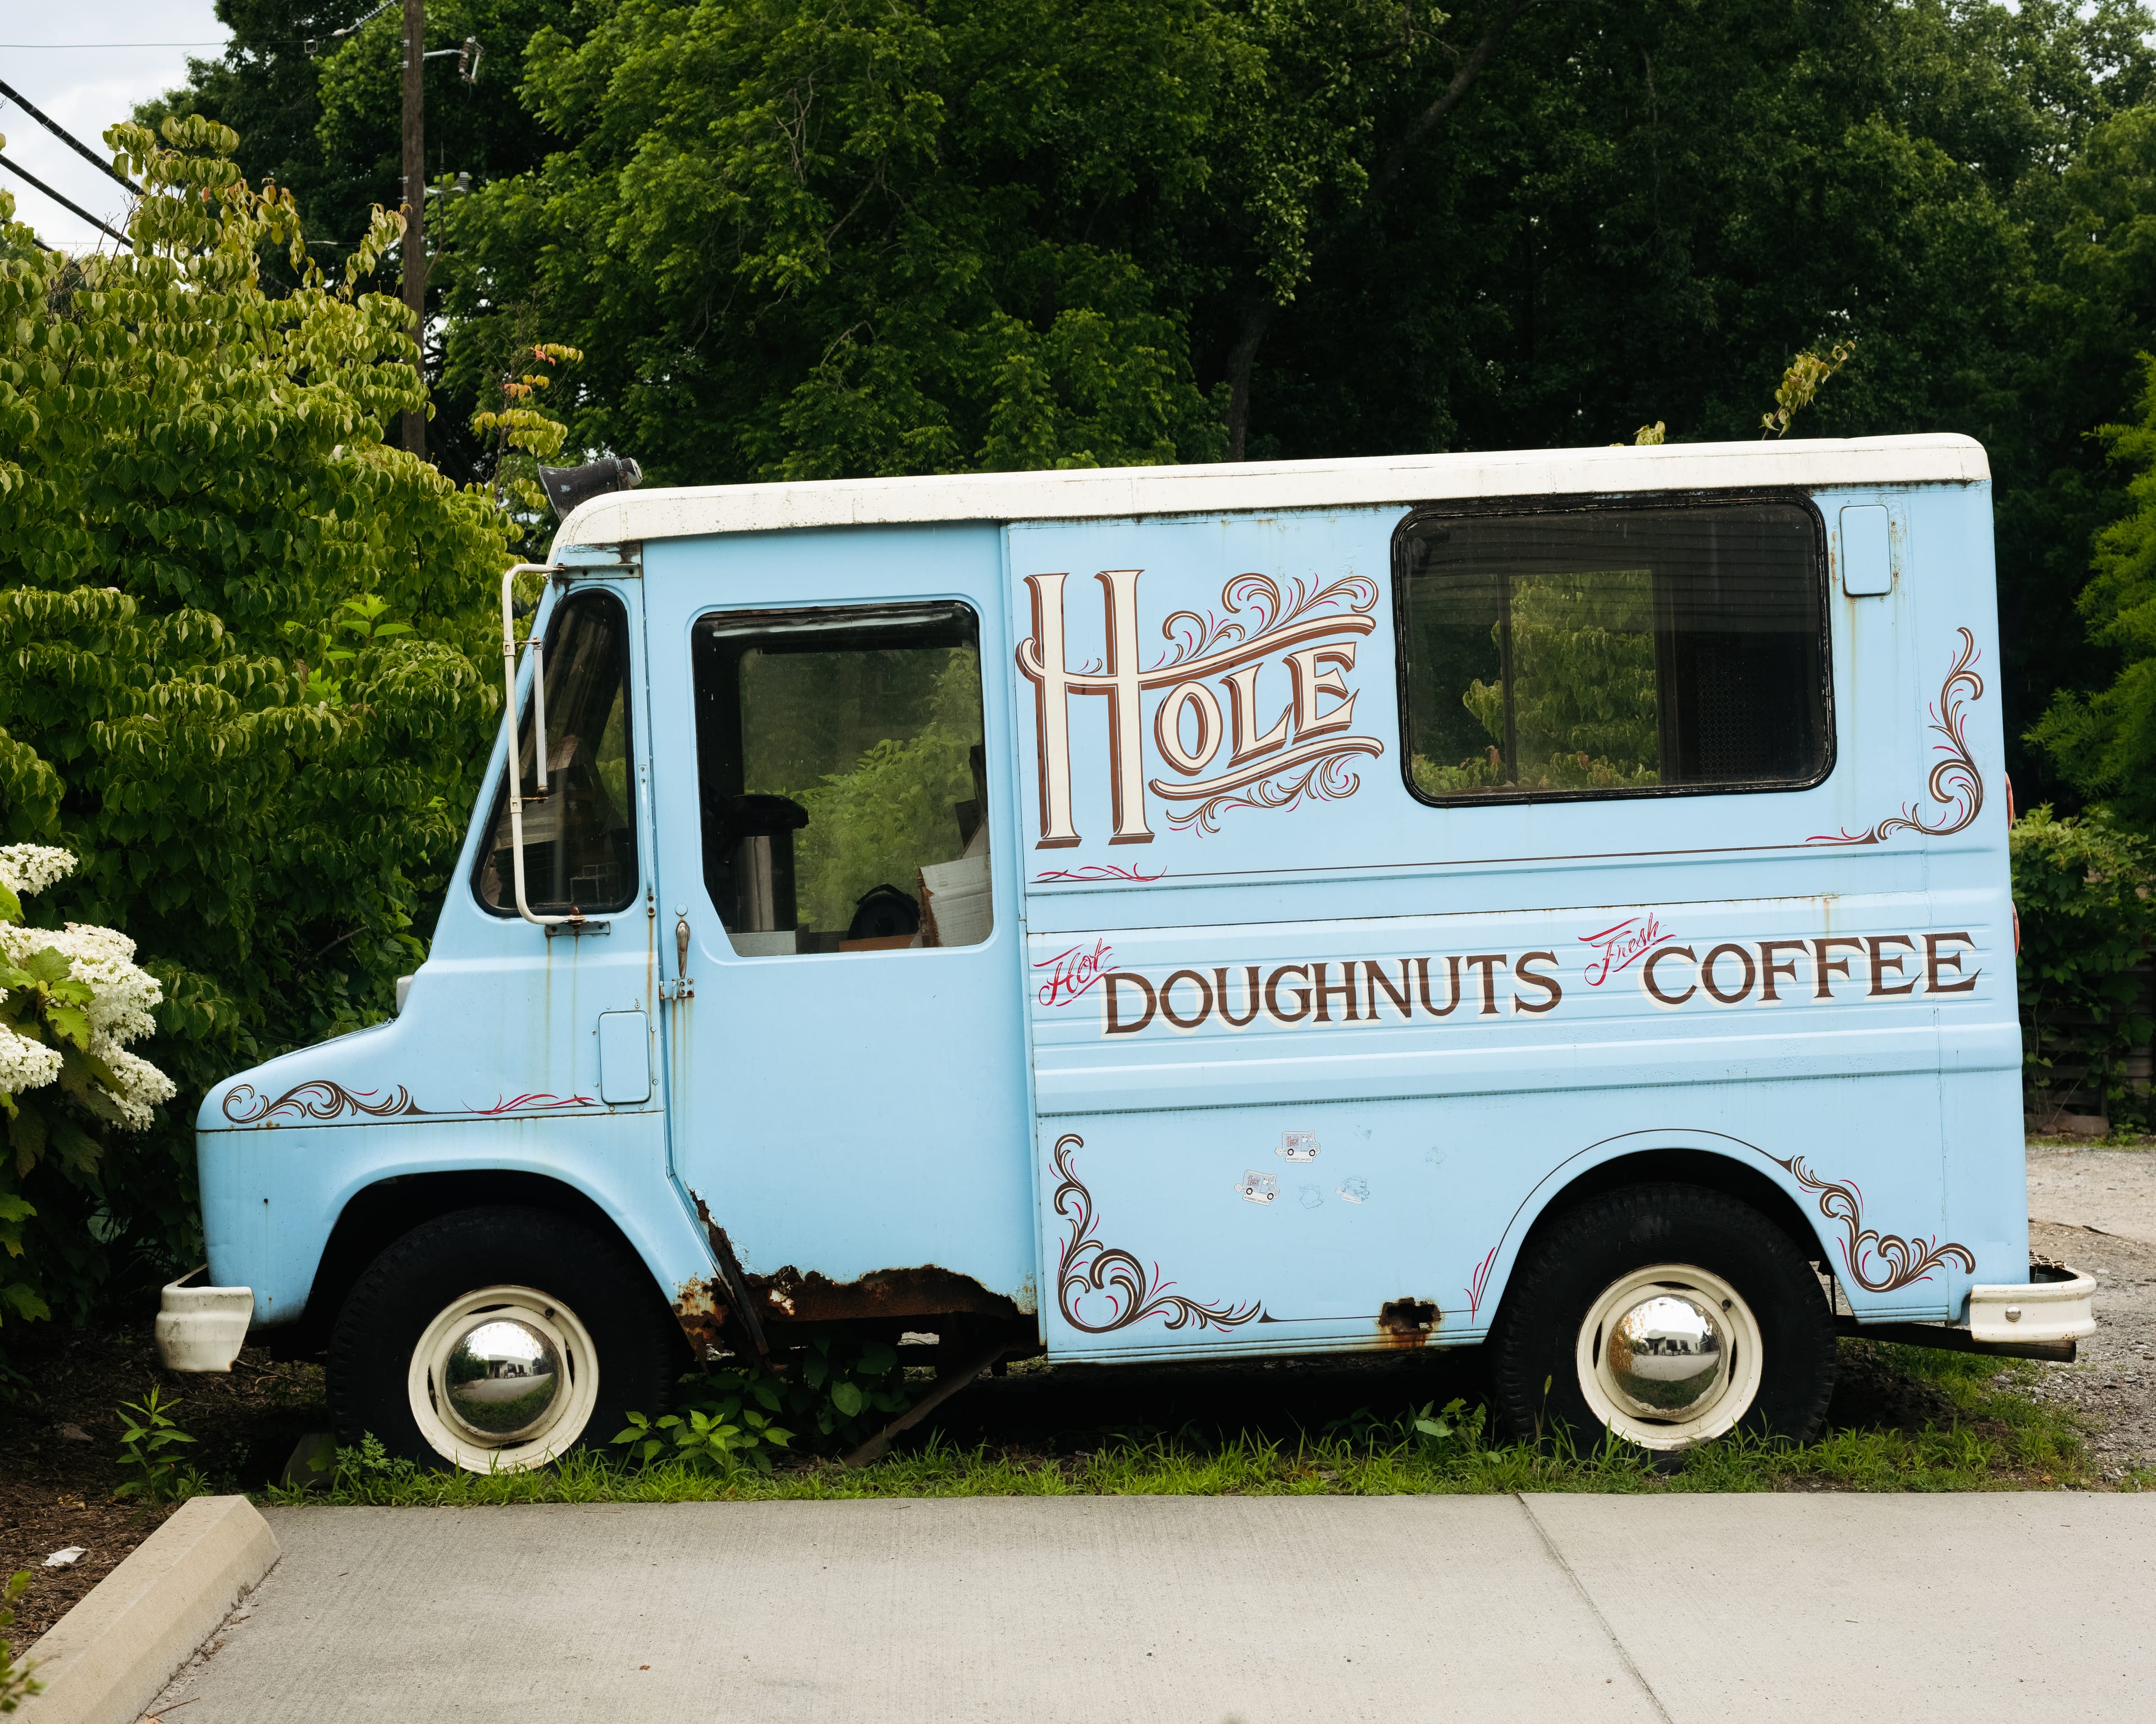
538,456,643,520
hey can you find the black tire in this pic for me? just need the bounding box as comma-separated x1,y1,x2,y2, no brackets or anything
1488,1183,1835,1452
328,1205,679,1469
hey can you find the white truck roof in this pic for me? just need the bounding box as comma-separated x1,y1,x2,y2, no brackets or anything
552,432,1988,553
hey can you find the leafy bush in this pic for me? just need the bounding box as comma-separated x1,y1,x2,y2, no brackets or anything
0,849,176,1328
616,1336,911,1476
2010,805,2156,1127
614,1397,794,1476
0,116,515,1333
792,1335,911,1442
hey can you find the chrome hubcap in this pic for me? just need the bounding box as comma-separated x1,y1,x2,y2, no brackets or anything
1602,1292,1726,1420
407,1285,600,1472
1576,1263,1764,1451
442,1317,565,1442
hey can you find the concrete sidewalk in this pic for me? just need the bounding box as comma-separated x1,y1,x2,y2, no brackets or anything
142,1493,2151,1723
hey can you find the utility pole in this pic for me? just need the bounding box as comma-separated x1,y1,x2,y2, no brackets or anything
401,0,427,460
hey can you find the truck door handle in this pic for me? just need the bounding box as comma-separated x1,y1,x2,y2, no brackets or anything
666,914,696,1001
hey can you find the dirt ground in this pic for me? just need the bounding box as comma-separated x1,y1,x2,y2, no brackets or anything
6,1143,2152,1639
2023,1142,2156,1482
0,1326,326,1640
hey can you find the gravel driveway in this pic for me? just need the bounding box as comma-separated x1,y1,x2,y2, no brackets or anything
2023,1143,2156,1481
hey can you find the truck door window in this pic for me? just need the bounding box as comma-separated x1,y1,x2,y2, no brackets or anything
473,591,638,915
1395,500,1828,803
692,603,992,956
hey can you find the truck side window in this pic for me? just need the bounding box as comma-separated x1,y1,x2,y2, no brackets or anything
473,591,638,916
1396,500,1828,803
692,603,991,957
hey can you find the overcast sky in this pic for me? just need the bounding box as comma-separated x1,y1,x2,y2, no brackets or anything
2,2,234,250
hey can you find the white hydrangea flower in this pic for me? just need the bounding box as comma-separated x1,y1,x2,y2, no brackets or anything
0,923,167,1045
0,1021,64,1097
0,845,75,897
0,860,174,1121
93,1039,179,1129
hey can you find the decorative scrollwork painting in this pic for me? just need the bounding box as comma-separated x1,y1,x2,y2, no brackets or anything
221,1081,430,1126
221,1081,602,1126
1033,862,1168,885
1158,742,1380,836
1771,1153,1975,1292
1052,1134,1264,1334
467,1093,601,1115
1464,1245,1500,1320
1808,628,1984,846
1147,571,1380,673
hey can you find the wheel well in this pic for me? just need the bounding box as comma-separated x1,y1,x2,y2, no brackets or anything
271,1171,665,1361
1511,1148,1825,1282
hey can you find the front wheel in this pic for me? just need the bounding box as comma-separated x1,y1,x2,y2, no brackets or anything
328,1206,679,1472
1488,1183,1835,1453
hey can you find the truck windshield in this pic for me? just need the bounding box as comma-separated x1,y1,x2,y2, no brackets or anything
473,590,638,916
1395,500,1828,803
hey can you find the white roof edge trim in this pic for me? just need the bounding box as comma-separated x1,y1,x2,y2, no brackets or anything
550,433,1989,553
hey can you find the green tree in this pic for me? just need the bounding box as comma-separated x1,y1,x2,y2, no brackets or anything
147,0,2156,803
140,1,565,482
2009,805,2156,1128
0,115,506,1330
1508,572,1661,787
1243,0,2156,799
432,0,1244,484
2030,356,2156,824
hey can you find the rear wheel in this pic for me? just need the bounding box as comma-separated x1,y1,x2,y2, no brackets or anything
328,1205,678,1471
1488,1183,1835,1453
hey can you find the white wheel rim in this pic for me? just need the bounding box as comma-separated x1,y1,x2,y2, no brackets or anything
1574,1262,1764,1451
407,1284,600,1472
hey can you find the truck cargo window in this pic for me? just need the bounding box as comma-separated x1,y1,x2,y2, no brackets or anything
691,603,992,957
473,591,638,917
1395,498,1830,804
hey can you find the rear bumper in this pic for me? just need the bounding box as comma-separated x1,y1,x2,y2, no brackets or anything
1838,1261,2097,1363
1968,1261,2097,1346
154,1268,254,1372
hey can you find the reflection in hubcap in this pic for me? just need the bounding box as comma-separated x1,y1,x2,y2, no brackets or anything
1604,1292,1726,1419
444,1317,563,1440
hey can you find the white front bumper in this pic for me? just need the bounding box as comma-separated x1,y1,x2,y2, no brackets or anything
154,1269,254,1372
1967,1262,2096,1346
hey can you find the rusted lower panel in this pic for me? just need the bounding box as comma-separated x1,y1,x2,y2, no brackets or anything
746,1263,1024,1325
686,1192,769,1357
1377,1297,1438,1347
676,1190,1022,1352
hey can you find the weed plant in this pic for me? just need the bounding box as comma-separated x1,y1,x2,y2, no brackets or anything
0,1571,40,1713
266,1343,2107,1506
113,1387,210,1505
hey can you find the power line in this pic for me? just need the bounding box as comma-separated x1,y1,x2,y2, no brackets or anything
0,153,127,244
0,76,142,194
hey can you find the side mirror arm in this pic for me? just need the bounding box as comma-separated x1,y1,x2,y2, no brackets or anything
499,562,601,929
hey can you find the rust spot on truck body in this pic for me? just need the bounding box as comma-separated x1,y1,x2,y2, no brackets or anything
1377,1297,1438,1347
744,1263,1024,1326
674,1190,1024,1355
672,1279,732,1361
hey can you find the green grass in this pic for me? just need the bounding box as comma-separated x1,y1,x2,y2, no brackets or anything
2026,1130,2154,1151
262,1340,2117,1506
